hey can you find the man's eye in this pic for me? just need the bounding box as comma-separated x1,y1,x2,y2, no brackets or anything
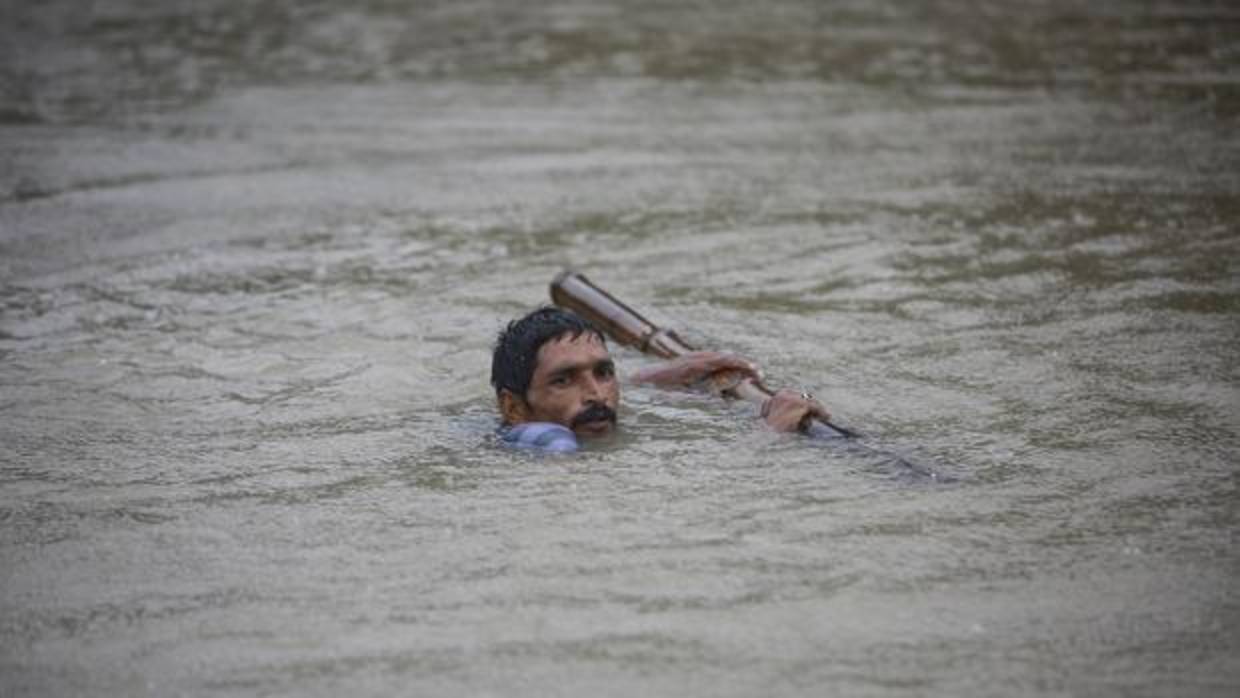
597,364,615,378
550,375,570,386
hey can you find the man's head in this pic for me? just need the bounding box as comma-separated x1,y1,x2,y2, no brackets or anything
491,307,619,437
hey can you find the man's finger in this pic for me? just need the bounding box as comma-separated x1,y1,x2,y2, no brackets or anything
809,400,830,422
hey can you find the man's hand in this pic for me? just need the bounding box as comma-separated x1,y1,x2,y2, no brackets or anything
761,388,830,433
631,351,761,388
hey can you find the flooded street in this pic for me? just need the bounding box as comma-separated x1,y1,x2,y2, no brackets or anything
2,1,1238,695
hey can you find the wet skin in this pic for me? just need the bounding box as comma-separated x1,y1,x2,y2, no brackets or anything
499,333,620,437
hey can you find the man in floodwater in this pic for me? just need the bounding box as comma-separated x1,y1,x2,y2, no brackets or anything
491,307,830,451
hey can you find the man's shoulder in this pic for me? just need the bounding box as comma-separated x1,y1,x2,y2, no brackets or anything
500,422,579,453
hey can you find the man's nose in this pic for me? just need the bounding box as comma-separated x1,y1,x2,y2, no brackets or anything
581,374,604,401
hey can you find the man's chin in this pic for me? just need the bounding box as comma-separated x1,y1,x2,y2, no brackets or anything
572,420,616,438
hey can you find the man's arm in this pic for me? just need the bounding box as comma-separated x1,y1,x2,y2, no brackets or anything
631,352,829,433
630,351,760,388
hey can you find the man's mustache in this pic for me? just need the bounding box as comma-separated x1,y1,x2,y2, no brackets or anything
571,403,617,428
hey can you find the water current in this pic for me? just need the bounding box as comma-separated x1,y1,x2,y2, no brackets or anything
2,1,1238,696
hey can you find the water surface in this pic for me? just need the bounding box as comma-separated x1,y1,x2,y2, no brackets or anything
2,1,1238,696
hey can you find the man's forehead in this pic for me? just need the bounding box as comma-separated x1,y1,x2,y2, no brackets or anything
536,332,609,365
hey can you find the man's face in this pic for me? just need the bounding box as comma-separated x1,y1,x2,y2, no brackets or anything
504,332,620,437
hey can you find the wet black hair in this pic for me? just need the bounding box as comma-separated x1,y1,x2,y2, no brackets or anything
491,307,606,400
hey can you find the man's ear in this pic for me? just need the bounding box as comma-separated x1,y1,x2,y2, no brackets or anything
498,389,530,425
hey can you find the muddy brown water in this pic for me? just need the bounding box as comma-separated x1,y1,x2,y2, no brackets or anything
2,1,1238,696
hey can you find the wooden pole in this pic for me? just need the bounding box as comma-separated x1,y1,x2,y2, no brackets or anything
550,270,857,439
